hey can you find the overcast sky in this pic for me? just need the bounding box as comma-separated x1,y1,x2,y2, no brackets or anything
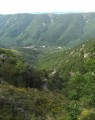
0,0,95,14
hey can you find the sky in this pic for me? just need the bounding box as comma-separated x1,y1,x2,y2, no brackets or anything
0,0,95,14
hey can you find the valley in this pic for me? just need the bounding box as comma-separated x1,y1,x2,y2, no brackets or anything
0,13,95,120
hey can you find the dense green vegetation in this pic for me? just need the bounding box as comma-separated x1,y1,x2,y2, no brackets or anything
18,47,43,65
37,40,95,119
0,48,47,88
0,84,66,120
38,40,95,88
1,13,95,47
0,39,95,120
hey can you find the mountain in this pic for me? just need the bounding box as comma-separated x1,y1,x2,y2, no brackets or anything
0,12,95,120
0,12,95,47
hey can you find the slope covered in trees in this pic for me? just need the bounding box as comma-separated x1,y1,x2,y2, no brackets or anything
0,48,47,88
0,40,95,119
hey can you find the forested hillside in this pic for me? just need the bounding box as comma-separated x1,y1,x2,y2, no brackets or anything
0,40,95,119
38,40,95,89
0,13,95,47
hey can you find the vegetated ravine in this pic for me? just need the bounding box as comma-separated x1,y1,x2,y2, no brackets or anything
0,13,95,120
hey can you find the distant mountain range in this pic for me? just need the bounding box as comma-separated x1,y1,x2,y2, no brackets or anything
0,12,95,47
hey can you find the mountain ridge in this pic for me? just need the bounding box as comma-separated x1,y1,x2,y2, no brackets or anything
0,12,95,47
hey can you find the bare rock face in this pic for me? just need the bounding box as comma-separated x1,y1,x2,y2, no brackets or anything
42,79,49,91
